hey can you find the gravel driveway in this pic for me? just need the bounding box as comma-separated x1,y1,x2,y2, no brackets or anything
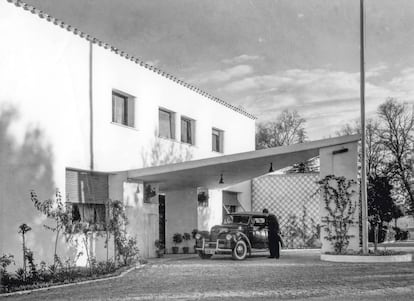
2,249,414,301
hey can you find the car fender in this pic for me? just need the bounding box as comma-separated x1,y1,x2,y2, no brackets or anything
236,232,252,254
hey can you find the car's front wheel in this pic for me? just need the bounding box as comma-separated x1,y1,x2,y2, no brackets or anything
198,252,213,259
232,240,248,260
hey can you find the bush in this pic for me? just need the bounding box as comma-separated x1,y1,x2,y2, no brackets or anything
393,227,409,241
0,258,131,293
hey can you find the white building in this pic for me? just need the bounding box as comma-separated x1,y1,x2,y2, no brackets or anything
0,0,362,267
0,0,255,264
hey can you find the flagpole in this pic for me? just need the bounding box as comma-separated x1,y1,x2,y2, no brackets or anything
360,0,369,254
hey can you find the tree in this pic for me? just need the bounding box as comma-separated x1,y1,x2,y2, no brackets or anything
18,223,31,281
285,157,319,173
367,176,399,250
256,109,306,149
30,189,73,269
336,119,386,179
377,98,414,213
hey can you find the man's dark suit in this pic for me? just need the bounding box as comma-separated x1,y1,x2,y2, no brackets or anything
267,213,280,258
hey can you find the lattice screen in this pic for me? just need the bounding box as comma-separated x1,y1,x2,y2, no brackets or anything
252,173,321,249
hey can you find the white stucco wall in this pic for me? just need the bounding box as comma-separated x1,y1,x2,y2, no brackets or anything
225,181,252,212
319,142,360,253
92,45,255,172
0,1,91,267
197,189,224,232
109,173,159,259
165,188,198,253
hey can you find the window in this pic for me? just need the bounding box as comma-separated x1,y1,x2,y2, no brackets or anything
112,90,135,127
159,109,175,139
66,169,108,230
252,217,266,227
181,117,195,145
71,203,106,230
222,191,239,222
212,128,224,153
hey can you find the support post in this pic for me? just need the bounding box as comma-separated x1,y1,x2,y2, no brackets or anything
360,0,369,254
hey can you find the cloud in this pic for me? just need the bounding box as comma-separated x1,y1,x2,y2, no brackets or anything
220,65,414,139
222,54,261,65
366,63,388,78
222,68,362,104
388,67,414,99
190,64,254,85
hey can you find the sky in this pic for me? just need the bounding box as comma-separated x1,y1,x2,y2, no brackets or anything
25,0,414,139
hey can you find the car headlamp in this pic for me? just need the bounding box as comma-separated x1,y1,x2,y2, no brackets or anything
226,234,232,240
195,233,201,240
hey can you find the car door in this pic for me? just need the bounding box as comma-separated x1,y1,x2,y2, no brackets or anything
251,217,268,249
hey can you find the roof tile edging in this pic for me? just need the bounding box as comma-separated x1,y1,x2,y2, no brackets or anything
6,0,257,120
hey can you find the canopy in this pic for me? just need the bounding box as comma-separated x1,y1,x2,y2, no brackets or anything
126,135,360,191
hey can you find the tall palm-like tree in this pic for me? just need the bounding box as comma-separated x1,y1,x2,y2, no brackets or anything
18,223,31,281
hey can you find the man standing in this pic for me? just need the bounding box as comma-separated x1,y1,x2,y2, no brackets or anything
263,208,280,259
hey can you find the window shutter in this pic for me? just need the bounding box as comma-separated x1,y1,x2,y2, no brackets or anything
112,94,115,122
66,170,108,204
220,130,224,153
171,112,176,139
127,97,135,127
66,170,79,203
191,120,195,145
90,173,109,203
181,118,186,142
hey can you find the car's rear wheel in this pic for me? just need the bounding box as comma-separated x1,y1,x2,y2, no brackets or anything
232,240,248,260
198,252,213,259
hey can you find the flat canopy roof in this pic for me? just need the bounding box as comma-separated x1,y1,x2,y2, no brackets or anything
126,135,360,191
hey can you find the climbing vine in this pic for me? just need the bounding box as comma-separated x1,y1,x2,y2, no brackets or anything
106,200,140,265
316,175,358,254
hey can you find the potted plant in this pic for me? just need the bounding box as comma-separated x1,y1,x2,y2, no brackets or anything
144,184,157,203
172,233,183,254
154,240,165,258
197,191,209,207
182,233,191,254
191,229,198,253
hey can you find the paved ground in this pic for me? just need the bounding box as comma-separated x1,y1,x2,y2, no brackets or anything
2,249,414,301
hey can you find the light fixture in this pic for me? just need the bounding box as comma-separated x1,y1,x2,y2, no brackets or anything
219,174,224,184
268,162,274,173
332,148,348,155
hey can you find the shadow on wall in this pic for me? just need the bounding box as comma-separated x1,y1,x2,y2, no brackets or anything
197,206,212,231
0,104,58,269
141,132,193,168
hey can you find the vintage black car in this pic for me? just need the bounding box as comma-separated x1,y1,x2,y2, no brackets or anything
195,212,272,260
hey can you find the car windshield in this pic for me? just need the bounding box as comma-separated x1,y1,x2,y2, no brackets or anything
223,215,250,225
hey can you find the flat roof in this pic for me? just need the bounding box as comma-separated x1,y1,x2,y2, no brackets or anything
126,134,360,191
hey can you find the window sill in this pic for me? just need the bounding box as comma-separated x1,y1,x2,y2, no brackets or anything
110,122,138,131
158,135,176,141
158,136,198,148
180,141,196,147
